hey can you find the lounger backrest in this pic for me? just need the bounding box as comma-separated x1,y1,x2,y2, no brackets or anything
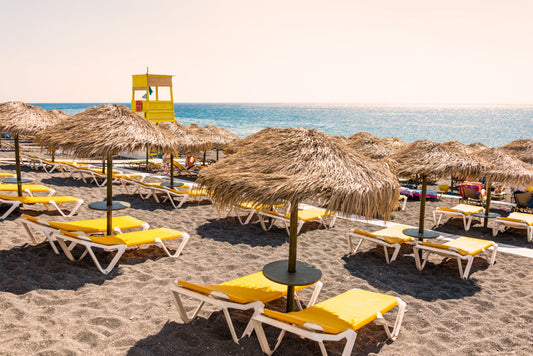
514,192,533,208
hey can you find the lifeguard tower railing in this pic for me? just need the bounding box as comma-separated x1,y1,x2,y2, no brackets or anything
131,74,175,123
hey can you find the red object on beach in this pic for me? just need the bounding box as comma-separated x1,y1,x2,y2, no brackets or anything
135,100,143,112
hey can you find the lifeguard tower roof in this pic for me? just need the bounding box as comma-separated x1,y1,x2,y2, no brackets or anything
131,73,175,123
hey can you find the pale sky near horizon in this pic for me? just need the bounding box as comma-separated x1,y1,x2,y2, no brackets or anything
1,0,532,104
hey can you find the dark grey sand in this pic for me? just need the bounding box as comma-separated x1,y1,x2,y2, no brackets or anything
1,153,532,355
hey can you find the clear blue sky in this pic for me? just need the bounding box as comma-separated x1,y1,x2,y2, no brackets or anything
1,0,532,104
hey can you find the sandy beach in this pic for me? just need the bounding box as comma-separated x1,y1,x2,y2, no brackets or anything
1,152,532,355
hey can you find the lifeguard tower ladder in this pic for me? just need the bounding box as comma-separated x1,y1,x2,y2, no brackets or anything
131,73,175,123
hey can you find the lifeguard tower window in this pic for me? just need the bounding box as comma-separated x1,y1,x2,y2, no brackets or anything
131,73,175,123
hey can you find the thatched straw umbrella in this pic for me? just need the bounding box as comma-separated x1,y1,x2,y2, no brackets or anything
186,123,218,164
198,127,399,311
468,142,488,152
36,104,180,234
500,139,533,164
442,140,474,155
442,141,476,190
349,136,406,160
390,140,490,238
46,110,70,162
159,122,211,187
204,125,239,160
473,147,533,227
348,131,379,142
0,101,60,196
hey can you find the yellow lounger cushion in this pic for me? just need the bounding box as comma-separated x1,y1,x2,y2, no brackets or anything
90,169,122,174
178,272,309,304
60,228,184,246
353,224,413,244
238,202,285,210
112,173,143,178
171,189,208,196
422,236,494,256
500,212,533,225
0,194,79,203
438,204,483,215
294,208,333,221
0,173,14,177
263,289,398,334
22,214,146,234
0,184,52,192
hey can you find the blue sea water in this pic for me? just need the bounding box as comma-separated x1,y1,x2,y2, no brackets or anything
32,103,532,146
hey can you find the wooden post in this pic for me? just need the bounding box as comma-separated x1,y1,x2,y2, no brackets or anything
106,153,113,236
419,175,427,235
14,134,22,197
287,201,299,312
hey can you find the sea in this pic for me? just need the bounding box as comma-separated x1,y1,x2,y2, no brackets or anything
31,103,532,146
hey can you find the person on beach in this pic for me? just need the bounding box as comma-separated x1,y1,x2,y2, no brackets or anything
185,153,199,172
162,153,170,175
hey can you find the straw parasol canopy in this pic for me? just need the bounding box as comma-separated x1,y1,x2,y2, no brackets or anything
468,142,488,152
204,125,239,149
390,140,490,237
160,122,211,154
348,131,379,142
198,127,399,311
45,110,70,160
473,147,533,227
349,136,406,160
35,104,178,158
0,101,59,136
500,139,533,164
0,101,62,196
36,104,182,235
391,140,488,178
199,127,399,218
442,140,474,155
474,147,533,186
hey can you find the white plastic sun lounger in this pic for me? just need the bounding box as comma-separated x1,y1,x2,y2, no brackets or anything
169,272,322,344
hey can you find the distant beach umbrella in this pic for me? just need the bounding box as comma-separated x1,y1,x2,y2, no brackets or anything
159,122,211,187
473,147,533,227
348,131,379,142
36,104,181,235
500,139,533,164
204,125,239,149
349,136,406,160
390,140,490,238
204,125,239,161
442,140,474,155
467,142,488,152
46,109,70,162
0,101,61,196
198,127,399,311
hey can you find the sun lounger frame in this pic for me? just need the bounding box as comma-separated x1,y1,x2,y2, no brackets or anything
168,278,322,344
413,239,498,279
251,290,406,356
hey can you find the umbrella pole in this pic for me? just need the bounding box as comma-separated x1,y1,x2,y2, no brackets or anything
484,179,492,228
146,150,149,171
170,154,174,187
106,153,113,236
419,174,427,235
14,134,22,197
203,151,206,166
287,200,299,312
216,149,219,161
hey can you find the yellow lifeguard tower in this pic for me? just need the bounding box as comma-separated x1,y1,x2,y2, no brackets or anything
131,72,175,123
